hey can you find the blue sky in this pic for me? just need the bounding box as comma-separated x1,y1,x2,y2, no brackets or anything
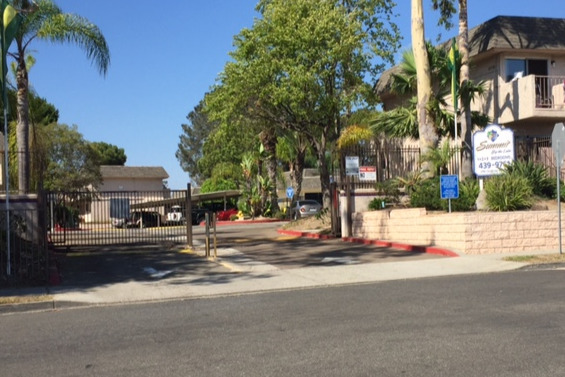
26,0,564,190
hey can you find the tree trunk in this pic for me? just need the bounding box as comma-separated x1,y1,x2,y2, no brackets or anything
411,0,438,177
458,0,473,179
16,54,30,193
259,130,279,211
309,133,331,209
289,146,306,203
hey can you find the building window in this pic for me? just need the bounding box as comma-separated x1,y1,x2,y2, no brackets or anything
506,59,526,82
505,58,548,82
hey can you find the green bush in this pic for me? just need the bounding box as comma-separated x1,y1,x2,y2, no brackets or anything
409,177,442,210
485,174,533,211
502,160,555,198
408,176,479,212
368,197,387,210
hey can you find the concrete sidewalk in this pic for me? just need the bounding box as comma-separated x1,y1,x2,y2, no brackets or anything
1,236,549,313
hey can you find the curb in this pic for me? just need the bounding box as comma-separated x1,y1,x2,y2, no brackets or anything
277,229,459,257
201,219,288,226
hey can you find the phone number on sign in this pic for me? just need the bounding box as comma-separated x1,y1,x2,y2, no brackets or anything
478,161,507,170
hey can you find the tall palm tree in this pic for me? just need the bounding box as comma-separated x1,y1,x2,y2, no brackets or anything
411,0,437,177
11,0,110,193
457,0,473,179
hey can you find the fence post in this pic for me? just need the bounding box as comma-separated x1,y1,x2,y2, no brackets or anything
186,183,193,248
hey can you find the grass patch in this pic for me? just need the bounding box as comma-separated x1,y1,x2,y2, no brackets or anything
0,295,53,305
504,254,565,264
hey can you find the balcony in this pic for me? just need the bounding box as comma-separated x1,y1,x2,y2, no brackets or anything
498,75,565,124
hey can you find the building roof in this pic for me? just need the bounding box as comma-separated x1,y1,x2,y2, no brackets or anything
375,16,565,96
100,166,169,180
467,16,565,56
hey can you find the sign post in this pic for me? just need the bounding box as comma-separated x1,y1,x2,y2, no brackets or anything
551,123,565,254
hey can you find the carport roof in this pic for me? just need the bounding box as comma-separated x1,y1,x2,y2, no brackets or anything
130,190,241,209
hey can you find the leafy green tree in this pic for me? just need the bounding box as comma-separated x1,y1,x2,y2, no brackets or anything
11,0,110,193
90,141,127,166
196,117,257,182
207,0,401,208
41,123,102,191
176,99,216,185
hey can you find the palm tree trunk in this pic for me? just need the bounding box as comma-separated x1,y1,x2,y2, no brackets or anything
16,55,30,193
458,0,473,179
309,132,331,209
412,0,438,176
259,129,279,211
289,147,305,203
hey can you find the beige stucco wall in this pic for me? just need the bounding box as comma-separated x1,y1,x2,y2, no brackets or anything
351,208,562,254
100,178,164,192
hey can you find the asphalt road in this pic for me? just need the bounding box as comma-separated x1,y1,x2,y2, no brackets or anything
2,268,564,376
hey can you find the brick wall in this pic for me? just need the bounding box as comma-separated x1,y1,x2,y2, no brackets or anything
351,208,562,254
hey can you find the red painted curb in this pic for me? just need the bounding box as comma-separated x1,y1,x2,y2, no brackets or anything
201,219,287,226
277,229,334,240
286,232,459,257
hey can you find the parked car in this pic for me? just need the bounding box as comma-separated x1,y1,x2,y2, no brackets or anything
166,205,185,225
191,208,207,225
111,217,128,228
127,211,162,228
290,200,322,220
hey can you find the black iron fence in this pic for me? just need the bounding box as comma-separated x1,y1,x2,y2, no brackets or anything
47,190,190,249
338,135,560,190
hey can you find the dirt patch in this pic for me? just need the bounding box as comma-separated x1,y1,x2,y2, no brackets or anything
282,213,332,232
0,295,53,305
504,254,565,264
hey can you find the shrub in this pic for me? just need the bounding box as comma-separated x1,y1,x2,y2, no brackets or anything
409,177,442,210
372,179,401,209
485,174,533,211
368,197,386,210
502,160,555,198
394,171,424,195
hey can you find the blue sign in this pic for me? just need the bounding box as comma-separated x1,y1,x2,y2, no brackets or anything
286,186,294,199
440,175,459,199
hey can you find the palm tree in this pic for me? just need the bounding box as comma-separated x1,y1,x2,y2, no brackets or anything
11,0,110,193
372,44,487,140
411,0,437,177
457,0,473,179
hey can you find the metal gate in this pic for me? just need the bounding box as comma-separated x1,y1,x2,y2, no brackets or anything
47,190,190,249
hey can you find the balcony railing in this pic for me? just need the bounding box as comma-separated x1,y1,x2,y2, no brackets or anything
534,75,565,109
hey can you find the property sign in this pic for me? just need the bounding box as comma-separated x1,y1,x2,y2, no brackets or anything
440,175,459,199
472,124,514,176
345,156,359,176
359,166,377,181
